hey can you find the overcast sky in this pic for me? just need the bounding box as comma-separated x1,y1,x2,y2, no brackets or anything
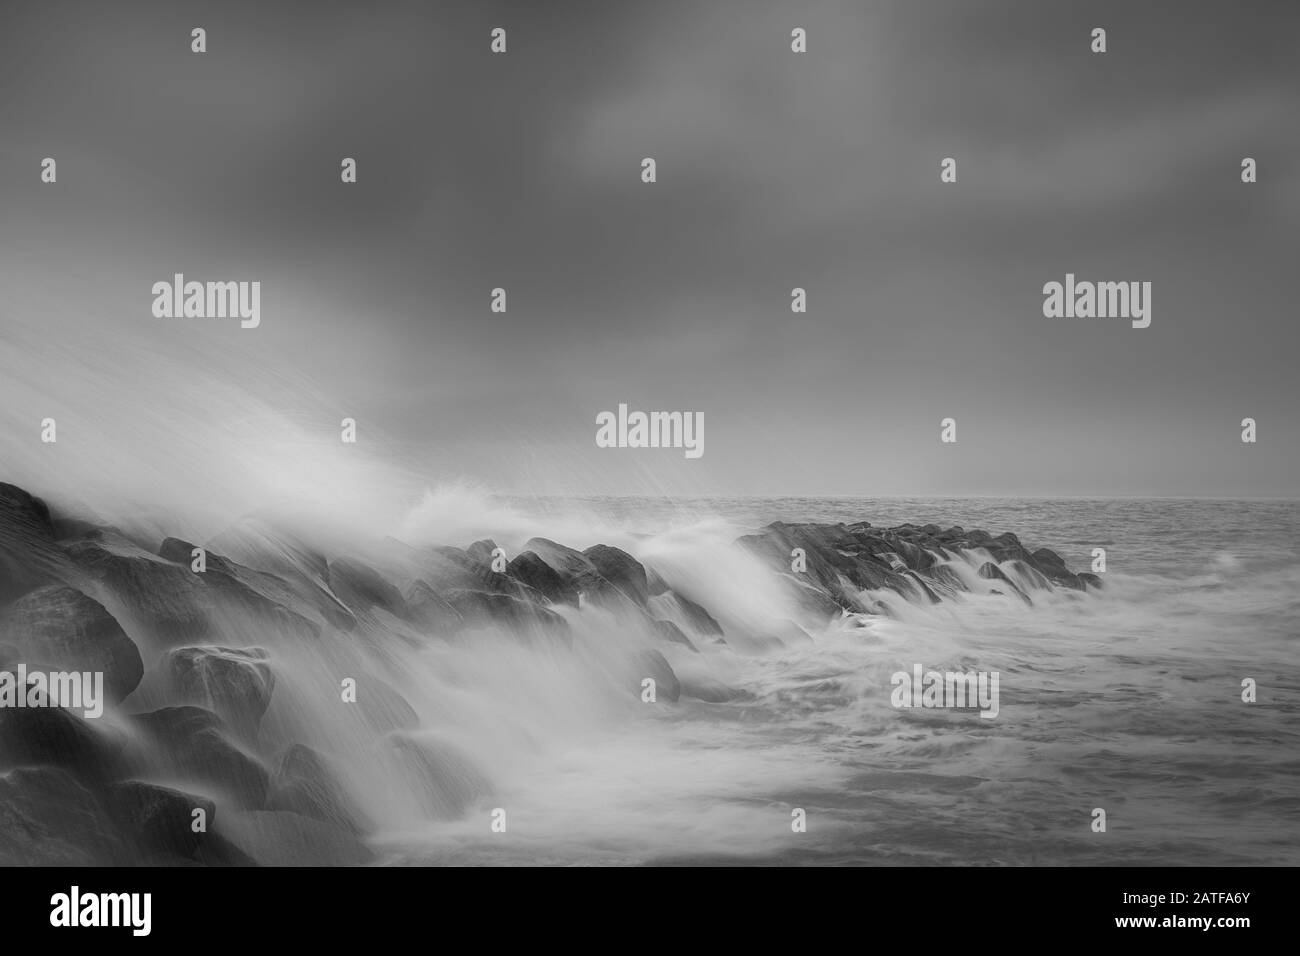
1,0,1297,510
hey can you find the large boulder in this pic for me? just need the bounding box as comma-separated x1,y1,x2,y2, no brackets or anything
267,743,368,835
156,536,325,641
105,780,217,861
443,589,570,644
0,702,126,782
634,649,681,702
522,537,609,597
0,767,126,865
130,706,270,808
202,520,357,632
163,646,276,738
383,731,493,821
505,551,578,605
652,619,697,652
0,483,71,605
582,545,649,605
404,580,464,633
327,558,410,621
64,530,217,644
0,584,144,702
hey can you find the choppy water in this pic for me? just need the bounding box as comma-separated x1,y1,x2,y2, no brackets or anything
365,495,1300,866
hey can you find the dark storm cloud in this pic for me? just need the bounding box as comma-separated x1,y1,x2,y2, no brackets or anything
1,0,1297,500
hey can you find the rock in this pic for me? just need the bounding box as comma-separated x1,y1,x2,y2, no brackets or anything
1006,560,1051,590
1030,548,1083,589
218,810,374,866
163,646,276,738
327,558,410,620
927,564,969,594
644,565,671,597
192,830,259,866
1031,547,1066,569
465,539,500,567
0,767,125,865
680,675,747,703
760,619,812,647
1078,572,1104,590
159,536,236,575
404,580,464,632
383,731,493,820
650,590,725,637
68,530,324,646
406,545,530,600
64,530,218,644
651,619,697,652
105,780,216,860
350,676,420,734
635,649,680,702
131,706,270,808
522,537,608,596
204,519,357,632
0,703,125,782
157,537,329,640
582,545,649,605
977,561,1010,583
506,551,577,605
267,744,368,835
0,585,143,702
443,589,570,643
978,563,1032,605
0,483,71,605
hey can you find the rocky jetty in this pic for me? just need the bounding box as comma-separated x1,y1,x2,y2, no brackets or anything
0,481,1094,865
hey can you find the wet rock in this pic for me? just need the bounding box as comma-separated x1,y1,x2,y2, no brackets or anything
506,551,578,605
635,649,680,702
105,780,216,860
163,646,275,738
349,676,420,734
383,731,493,821
404,580,463,632
267,743,368,835
443,588,570,643
0,767,125,865
1078,572,1104,590
582,545,649,605
218,810,374,866
131,706,270,808
327,558,410,620
0,584,143,702
652,619,697,652
0,483,71,605
0,703,126,782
